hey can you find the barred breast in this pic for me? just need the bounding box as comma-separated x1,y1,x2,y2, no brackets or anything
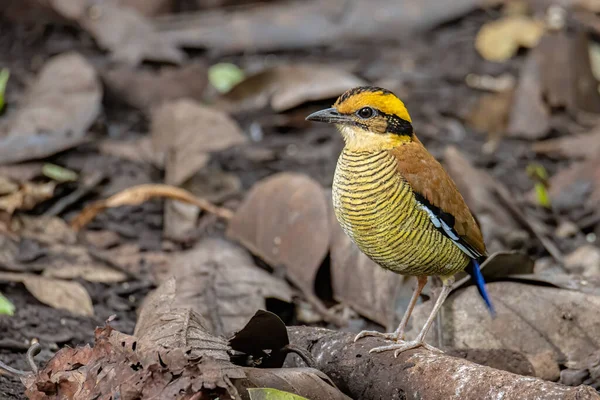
332,149,470,276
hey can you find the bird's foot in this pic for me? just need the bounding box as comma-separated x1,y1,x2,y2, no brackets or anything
368,340,443,357
354,329,404,343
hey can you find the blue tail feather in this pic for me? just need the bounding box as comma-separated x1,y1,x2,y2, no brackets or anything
466,260,496,318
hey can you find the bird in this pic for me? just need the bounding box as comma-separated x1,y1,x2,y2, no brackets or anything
305,86,494,357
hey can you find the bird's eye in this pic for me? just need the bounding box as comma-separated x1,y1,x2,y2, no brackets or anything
356,107,375,119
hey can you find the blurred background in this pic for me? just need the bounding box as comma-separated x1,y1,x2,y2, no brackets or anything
1,0,600,397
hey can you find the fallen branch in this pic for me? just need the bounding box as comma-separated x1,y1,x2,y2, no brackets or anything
286,327,600,400
70,184,234,231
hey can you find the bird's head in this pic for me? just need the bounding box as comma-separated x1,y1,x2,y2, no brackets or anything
306,86,414,151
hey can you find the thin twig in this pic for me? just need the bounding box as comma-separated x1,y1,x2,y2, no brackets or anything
26,341,40,374
45,171,105,216
0,340,39,377
0,360,28,377
71,184,235,231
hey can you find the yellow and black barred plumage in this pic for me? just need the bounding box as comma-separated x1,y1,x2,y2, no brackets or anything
306,86,493,356
333,149,469,277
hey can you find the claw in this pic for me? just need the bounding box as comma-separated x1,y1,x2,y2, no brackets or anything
354,330,403,343
367,341,443,357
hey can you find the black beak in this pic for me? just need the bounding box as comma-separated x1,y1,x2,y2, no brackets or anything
305,108,350,124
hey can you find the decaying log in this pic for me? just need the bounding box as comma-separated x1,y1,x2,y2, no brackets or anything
286,327,600,400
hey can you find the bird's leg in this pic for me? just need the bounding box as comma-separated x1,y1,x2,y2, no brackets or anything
367,275,455,357
354,276,428,343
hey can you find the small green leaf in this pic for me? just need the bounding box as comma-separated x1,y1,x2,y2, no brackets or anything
248,388,309,400
42,163,79,182
526,163,551,208
208,63,245,93
534,182,551,208
0,68,10,112
0,292,15,316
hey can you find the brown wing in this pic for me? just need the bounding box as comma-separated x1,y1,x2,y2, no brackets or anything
389,136,487,257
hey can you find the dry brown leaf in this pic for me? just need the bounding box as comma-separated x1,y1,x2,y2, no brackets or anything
242,368,351,400
0,163,44,182
408,282,600,367
538,158,600,211
49,0,184,65
227,172,330,292
0,272,93,316
475,15,545,62
42,264,127,283
167,238,292,336
134,277,232,361
327,190,404,328
12,215,77,245
154,0,497,54
71,184,234,231
533,126,600,160
91,243,171,281
538,32,575,111
0,52,101,164
151,99,247,186
23,325,244,400
507,51,550,139
466,89,513,135
98,136,160,166
220,64,366,113
102,63,207,112
0,181,56,215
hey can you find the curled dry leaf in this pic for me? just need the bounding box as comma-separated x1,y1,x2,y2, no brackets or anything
151,99,247,186
102,63,207,112
168,238,293,336
23,325,245,400
220,64,365,113
327,190,404,328
227,172,330,292
475,15,545,62
70,184,234,231
134,277,232,362
408,282,600,367
0,52,101,164
50,0,184,65
0,272,93,316
230,310,290,369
